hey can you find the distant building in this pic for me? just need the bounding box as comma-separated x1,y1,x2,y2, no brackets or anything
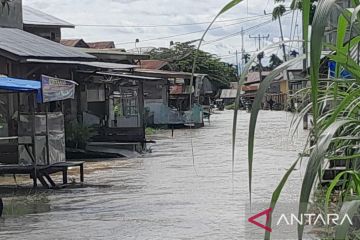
87,41,116,49
139,60,171,70
22,6,74,42
325,0,352,46
60,39,90,48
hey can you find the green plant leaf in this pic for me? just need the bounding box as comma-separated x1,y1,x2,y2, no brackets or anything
325,171,352,210
298,120,356,239
335,200,360,239
190,0,244,109
264,158,300,240
248,56,305,204
309,0,337,138
219,0,243,15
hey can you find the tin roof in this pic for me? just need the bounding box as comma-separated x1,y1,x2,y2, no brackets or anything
87,41,116,49
135,69,205,79
139,60,169,70
25,59,137,70
60,39,90,48
23,6,74,28
0,28,95,61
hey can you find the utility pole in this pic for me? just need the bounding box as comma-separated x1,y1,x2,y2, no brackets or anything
235,50,240,77
278,17,287,62
241,27,245,73
249,34,269,83
249,34,270,51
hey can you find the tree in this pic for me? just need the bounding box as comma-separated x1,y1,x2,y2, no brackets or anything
290,0,319,24
149,42,237,87
243,53,251,64
269,54,283,69
257,51,265,80
272,0,287,61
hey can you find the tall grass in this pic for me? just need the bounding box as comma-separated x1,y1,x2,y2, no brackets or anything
193,0,360,238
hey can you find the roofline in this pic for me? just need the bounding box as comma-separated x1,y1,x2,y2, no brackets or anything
24,23,75,28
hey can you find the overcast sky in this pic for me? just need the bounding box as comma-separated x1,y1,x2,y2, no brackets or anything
23,0,302,64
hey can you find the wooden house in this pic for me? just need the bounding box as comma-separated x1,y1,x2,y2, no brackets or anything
134,69,206,127
23,5,75,42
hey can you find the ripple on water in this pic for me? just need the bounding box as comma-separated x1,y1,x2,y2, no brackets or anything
0,111,310,240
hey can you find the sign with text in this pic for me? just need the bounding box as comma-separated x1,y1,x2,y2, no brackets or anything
41,75,77,103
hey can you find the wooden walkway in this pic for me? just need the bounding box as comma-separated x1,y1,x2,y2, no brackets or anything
0,162,84,189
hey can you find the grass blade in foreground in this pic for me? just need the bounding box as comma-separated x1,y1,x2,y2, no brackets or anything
297,120,356,239
189,0,244,107
248,56,305,204
335,200,360,239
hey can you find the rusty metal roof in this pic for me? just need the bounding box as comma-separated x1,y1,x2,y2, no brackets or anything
0,28,95,60
87,41,116,49
139,60,169,70
23,6,74,28
60,39,90,48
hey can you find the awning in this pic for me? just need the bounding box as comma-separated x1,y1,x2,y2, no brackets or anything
0,76,42,101
25,59,137,70
0,77,41,92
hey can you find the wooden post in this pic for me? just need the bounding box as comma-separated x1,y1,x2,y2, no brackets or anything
303,112,309,130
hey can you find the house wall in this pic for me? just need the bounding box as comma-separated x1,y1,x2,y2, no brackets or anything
280,80,288,94
0,0,23,29
23,26,62,42
325,0,352,48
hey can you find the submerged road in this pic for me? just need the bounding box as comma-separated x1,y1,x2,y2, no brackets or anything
0,111,309,240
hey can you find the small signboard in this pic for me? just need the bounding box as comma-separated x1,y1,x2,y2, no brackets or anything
41,75,77,103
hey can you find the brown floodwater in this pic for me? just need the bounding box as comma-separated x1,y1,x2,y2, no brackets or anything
0,110,310,240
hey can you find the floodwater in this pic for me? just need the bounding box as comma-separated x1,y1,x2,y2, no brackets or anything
0,110,310,240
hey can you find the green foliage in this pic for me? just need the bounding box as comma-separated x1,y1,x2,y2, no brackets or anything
220,0,360,238
65,122,94,149
272,4,287,20
145,127,156,136
150,42,238,86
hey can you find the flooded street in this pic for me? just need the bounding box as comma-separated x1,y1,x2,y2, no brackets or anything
0,110,309,240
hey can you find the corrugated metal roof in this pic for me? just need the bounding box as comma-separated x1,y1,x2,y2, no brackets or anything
87,41,115,49
139,60,169,70
25,59,137,69
135,69,205,78
95,72,162,81
60,39,89,48
0,28,95,60
23,6,74,28
220,89,237,99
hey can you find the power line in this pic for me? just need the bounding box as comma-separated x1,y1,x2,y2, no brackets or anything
24,14,270,29
115,14,273,45
203,18,274,45
203,11,291,46
71,14,269,28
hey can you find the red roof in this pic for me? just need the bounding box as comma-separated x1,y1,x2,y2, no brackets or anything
242,84,259,92
60,39,89,48
139,60,169,70
87,41,116,49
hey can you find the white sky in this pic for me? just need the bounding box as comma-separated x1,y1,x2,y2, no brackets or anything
23,0,302,64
